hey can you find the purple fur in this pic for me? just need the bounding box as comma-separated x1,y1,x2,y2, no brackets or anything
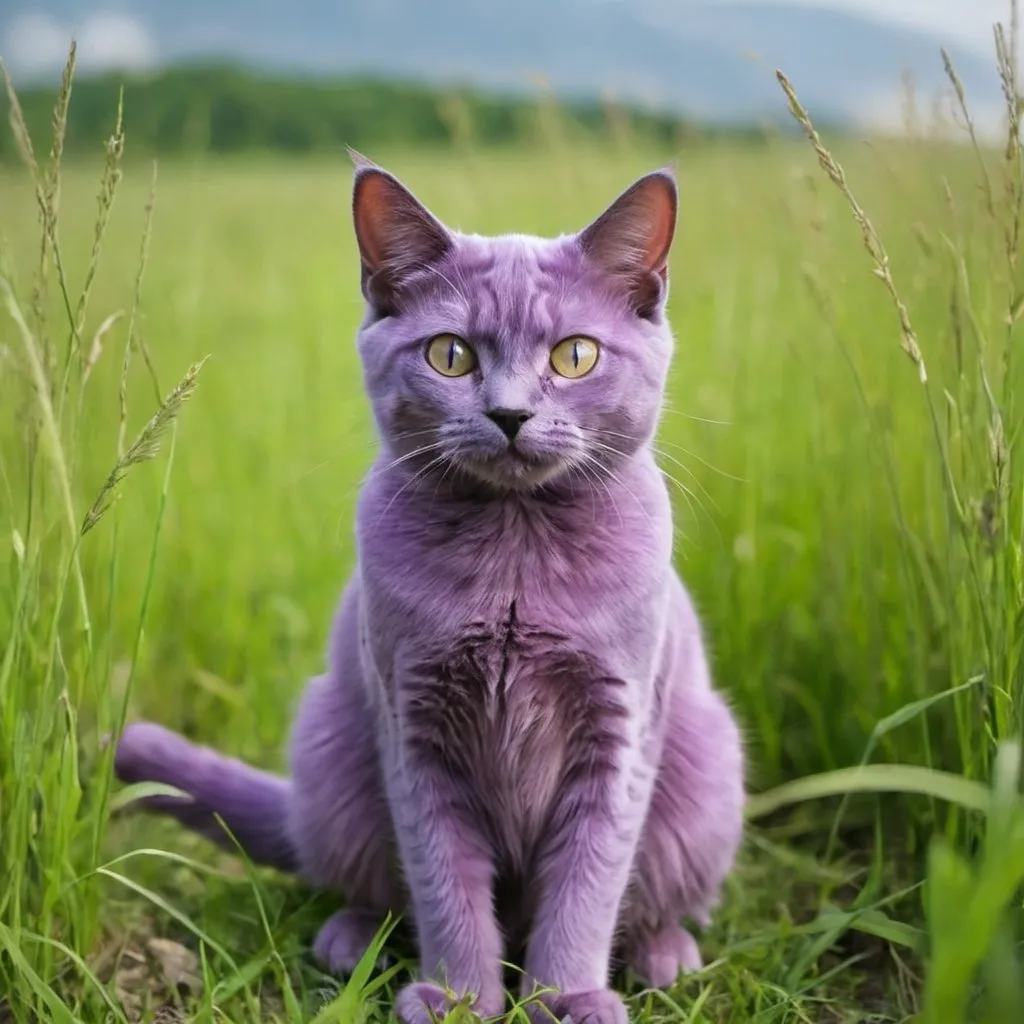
115,158,745,1024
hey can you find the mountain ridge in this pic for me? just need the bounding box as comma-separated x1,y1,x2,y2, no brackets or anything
1,1,1008,126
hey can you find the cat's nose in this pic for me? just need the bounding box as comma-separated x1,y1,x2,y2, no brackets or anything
486,408,533,441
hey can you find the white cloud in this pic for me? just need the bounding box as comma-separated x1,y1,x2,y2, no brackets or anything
78,13,156,71
2,13,70,77
2,10,157,79
735,0,1018,57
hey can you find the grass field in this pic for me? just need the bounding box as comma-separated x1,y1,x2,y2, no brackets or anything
2,50,1024,1024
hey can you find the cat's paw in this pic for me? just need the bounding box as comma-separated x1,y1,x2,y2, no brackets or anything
312,909,387,975
627,925,702,988
530,988,628,1024
395,982,451,1024
395,981,504,1023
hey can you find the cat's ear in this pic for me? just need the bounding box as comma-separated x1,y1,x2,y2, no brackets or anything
578,168,678,319
350,153,452,313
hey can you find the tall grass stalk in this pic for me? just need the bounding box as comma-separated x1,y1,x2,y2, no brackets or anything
776,2,1024,1012
0,47,206,1020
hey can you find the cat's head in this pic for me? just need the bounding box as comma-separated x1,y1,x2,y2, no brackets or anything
351,153,677,493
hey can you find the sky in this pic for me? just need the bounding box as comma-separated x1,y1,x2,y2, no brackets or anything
758,0,1016,53
0,1,1018,78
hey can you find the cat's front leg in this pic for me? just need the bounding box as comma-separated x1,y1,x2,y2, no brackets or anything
524,740,656,1024
387,751,505,1024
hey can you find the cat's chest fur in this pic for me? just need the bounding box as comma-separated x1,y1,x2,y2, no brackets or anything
405,597,626,871
359,465,668,861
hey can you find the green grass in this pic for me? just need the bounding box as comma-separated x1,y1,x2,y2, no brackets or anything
2,40,1024,1024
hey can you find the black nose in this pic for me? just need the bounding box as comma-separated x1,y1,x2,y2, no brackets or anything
486,408,533,441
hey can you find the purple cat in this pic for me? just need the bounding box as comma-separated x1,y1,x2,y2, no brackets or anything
114,156,745,1024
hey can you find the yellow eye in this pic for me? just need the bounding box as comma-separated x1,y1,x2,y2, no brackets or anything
550,336,599,379
426,334,477,377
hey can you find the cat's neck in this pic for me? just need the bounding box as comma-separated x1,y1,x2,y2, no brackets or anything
357,443,674,600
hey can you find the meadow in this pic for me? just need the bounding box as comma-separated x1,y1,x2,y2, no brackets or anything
1,46,1023,1024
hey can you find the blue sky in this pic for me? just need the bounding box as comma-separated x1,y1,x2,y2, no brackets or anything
752,0,1013,53
1,1,1017,79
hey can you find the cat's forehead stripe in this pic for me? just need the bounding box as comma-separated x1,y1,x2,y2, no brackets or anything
455,235,571,349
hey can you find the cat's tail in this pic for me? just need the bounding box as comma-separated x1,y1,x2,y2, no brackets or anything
113,722,299,873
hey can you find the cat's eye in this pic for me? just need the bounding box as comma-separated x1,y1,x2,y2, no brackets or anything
550,336,599,379
426,334,477,377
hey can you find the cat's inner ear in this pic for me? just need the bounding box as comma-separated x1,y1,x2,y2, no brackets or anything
578,169,678,319
352,165,452,313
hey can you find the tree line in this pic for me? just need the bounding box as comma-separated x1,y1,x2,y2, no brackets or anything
0,64,775,162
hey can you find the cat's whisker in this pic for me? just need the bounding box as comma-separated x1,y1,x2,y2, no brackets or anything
292,428,444,485
586,430,726,523
428,455,460,515
373,452,453,528
589,425,740,488
586,440,671,525
568,463,603,530
606,467,658,536
416,262,469,304
585,438,629,462
657,467,717,542
291,432,391,484
661,442,744,483
574,453,623,532
326,440,449,526
658,399,733,427
651,448,721,514
379,440,449,475
390,427,443,444
585,448,676,545
582,443,691,554
293,451,360,484
580,450,648,534
562,462,585,495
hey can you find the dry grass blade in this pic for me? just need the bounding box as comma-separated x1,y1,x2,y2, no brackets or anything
0,58,41,179
995,21,1021,164
118,161,162,458
994,3,1023,438
82,356,209,536
940,48,995,219
70,88,125,370
45,42,76,222
2,56,50,344
39,46,80,342
134,162,162,403
995,19,1023,243
775,69,928,384
4,46,80,380
81,310,124,388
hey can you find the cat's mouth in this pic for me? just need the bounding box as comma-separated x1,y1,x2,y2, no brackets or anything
460,446,566,491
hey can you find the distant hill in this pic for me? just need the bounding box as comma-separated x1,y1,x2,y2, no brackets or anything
1,64,783,163
1,0,1007,128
